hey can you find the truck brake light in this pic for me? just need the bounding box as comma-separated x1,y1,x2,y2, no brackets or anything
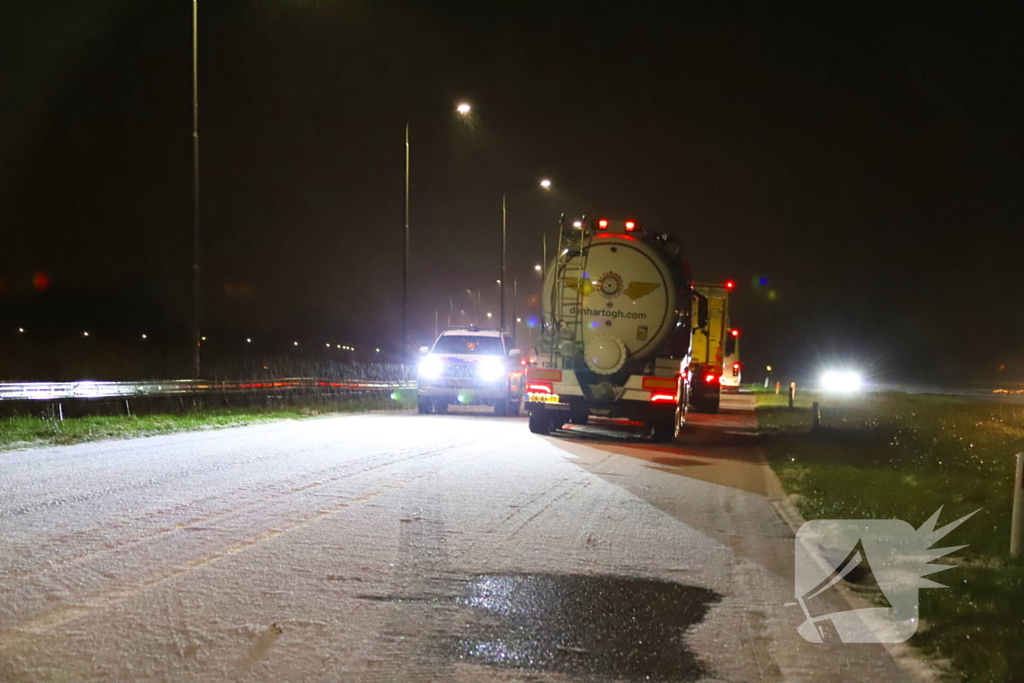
704,373,719,384
526,382,552,394
650,392,675,402
624,220,637,231
596,219,609,230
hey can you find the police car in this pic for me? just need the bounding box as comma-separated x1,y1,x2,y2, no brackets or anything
416,327,523,416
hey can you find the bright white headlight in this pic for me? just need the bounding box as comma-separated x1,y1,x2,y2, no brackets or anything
418,355,443,379
821,370,862,392
478,356,506,382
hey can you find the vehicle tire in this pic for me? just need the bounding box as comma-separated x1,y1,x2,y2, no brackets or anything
433,399,448,415
651,415,676,442
417,397,431,414
528,410,551,435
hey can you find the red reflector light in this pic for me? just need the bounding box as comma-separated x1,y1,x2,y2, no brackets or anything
526,382,552,394
650,392,675,402
597,219,609,229
624,220,636,231
704,374,718,383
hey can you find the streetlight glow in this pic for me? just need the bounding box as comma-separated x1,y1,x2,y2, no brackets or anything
456,103,471,114
83,331,89,337
539,178,552,189
141,334,147,340
246,338,252,343
486,312,492,318
534,264,542,271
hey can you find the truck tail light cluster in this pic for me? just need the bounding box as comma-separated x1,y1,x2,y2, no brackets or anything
704,373,719,384
650,392,675,403
526,382,552,394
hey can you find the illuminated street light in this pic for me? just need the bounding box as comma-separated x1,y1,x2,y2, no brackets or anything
487,312,493,318
534,264,542,271
766,365,773,372
202,336,207,341
17,327,24,333
141,334,148,340
540,178,552,189
293,341,299,346
326,343,330,347
246,338,252,343
403,101,473,360
83,331,89,337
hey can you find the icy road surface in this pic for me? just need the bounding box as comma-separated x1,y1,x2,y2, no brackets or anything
0,395,920,682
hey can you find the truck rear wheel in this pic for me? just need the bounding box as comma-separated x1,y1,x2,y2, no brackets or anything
417,397,431,414
528,410,551,435
651,415,676,442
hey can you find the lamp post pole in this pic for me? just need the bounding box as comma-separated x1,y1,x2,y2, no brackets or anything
401,103,471,358
500,193,507,331
402,121,410,358
191,0,201,379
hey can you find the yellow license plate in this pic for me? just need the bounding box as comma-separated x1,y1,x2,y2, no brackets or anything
527,393,561,403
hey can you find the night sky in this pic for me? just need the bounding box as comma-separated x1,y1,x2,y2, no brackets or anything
2,1,1022,383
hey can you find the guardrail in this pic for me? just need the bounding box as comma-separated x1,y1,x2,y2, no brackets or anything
0,378,416,402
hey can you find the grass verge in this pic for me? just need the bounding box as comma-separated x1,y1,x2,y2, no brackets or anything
757,390,1024,683
0,392,416,451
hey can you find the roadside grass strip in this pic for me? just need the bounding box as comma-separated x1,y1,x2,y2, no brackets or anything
757,391,1024,683
0,393,415,451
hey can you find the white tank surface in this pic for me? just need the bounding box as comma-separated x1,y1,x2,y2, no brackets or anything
542,221,689,374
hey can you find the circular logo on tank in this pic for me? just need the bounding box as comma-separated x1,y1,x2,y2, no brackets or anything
598,271,624,298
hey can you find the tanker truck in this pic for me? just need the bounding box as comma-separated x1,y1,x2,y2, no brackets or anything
524,217,700,441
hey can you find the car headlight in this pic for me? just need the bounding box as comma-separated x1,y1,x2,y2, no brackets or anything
418,355,443,379
821,370,862,393
478,357,506,382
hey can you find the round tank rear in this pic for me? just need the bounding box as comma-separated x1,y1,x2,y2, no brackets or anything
541,231,689,374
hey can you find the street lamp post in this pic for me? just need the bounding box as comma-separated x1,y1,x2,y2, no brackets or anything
402,102,471,359
191,0,201,379
500,178,551,332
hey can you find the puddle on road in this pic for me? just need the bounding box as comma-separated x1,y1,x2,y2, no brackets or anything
448,573,721,681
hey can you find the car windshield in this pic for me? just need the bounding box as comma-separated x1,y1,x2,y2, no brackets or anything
432,335,504,355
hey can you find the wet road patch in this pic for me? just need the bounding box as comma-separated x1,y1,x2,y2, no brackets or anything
449,573,720,681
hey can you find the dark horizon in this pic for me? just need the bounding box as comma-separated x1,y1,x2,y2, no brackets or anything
3,1,1022,384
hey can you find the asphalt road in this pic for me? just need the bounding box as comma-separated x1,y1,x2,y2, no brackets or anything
0,395,924,682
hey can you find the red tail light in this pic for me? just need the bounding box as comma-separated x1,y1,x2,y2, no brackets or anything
596,219,609,230
733,362,740,370
624,220,636,231
704,373,719,384
730,329,739,337
526,382,552,394
725,280,735,290
650,392,675,402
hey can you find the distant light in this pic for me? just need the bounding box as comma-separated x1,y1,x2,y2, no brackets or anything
759,277,768,285
336,344,341,349
32,271,51,292
246,338,252,343
766,365,773,372
141,334,147,340
390,391,400,401
516,317,522,322
456,102,471,114
534,264,542,271
293,341,299,346
725,280,735,290
539,179,552,189
496,279,501,284
730,329,739,337
573,221,582,228
83,331,89,337
486,312,493,318
376,348,380,353
821,370,863,393
17,327,24,333
202,336,207,341
326,343,331,347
